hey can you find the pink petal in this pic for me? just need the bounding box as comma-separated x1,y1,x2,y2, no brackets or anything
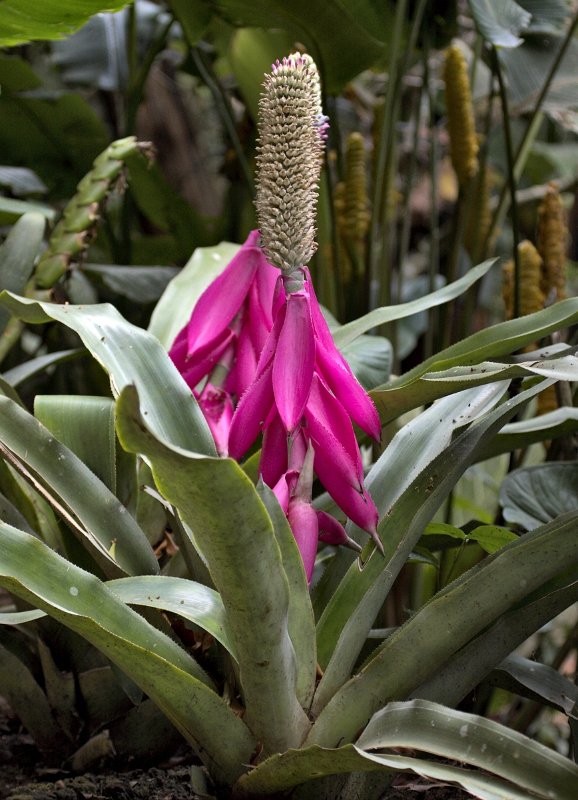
315,340,381,442
260,411,288,488
273,290,315,433
185,234,261,357
287,499,319,582
253,254,279,328
170,327,234,391
316,510,361,553
306,271,381,442
224,323,257,398
313,455,379,540
199,384,234,456
305,374,364,485
247,281,271,356
228,361,274,460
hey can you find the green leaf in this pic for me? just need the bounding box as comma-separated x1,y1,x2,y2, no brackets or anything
0,608,46,624
0,292,216,455
0,213,44,334
168,0,211,44
308,510,578,749
467,524,518,553
3,348,85,387
477,406,578,461
357,700,578,800
467,0,531,47
314,382,512,684
209,0,386,94
116,385,310,754
0,166,47,196
239,699,578,798
0,0,135,47
372,298,578,424
412,573,578,707
256,481,316,708
520,0,573,35
333,259,497,349
35,395,117,494
492,655,578,717
82,264,180,304
149,241,240,348
0,395,157,577
107,575,236,658
0,521,255,785
500,462,578,530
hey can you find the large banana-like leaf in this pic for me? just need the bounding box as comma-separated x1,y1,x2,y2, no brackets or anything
237,700,578,799
307,510,578,748
116,385,310,753
372,298,578,424
500,462,578,530
0,521,255,785
0,395,157,577
313,380,548,710
333,259,497,348
0,292,215,455
0,0,135,47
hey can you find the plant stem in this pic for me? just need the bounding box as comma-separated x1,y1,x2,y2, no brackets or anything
493,46,521,320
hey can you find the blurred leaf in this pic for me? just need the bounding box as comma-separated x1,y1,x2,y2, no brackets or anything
500,36,578,122
149,241,240,348
3,348,85,388
0,197,54,225
520,0,573,35
209,0,387,93
0,55,42,90
240,700,578,798
467,0,531,47
0,292,216,455
0,395,157,577
82,264,179,303
0,166,47,196
492,654,578,717
500,462,578,530
34,395,117,494
0,608,45,624
116,385,310,753
334,259,497,348
0,93,108,197
0,0,135,47
168,0,211,45
0,520,255,785
229,28,297,120
0,213,44,334
107,575,235,657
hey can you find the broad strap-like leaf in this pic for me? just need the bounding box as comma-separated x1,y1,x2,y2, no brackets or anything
0,292,216,455
107,575,236,658
0,521,255,785
372,298,578,424
308,509,578,748
313,380,544,711
116,385,310,753
333,259,497,348
0,212,44,336
0,395,157,577
237,699,578,798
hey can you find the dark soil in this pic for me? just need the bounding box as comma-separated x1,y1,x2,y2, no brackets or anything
0,701,470,800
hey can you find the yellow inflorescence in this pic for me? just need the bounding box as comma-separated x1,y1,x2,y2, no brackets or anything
502,240,545,320
443,44,479,187
339,133,371,242
537,183,568,302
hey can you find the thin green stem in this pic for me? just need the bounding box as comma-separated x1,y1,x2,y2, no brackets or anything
493,46,521,319
423,32,439,359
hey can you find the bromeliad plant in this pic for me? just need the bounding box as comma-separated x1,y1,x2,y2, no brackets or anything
1,53,578,800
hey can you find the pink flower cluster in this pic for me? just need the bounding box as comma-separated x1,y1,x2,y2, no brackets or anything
170,231,381,581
